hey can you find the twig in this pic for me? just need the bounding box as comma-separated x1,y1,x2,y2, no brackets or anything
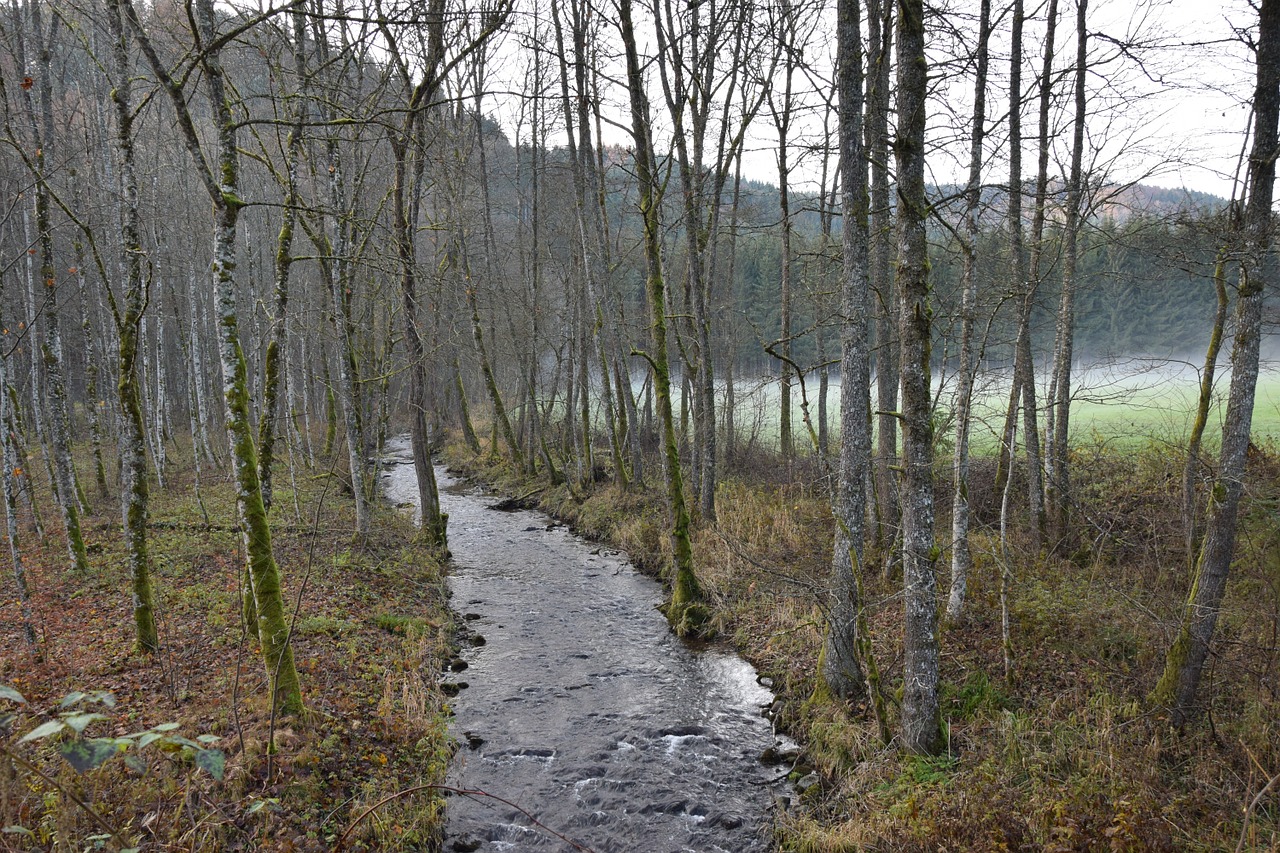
333,784,597,852
1236,767,1280,852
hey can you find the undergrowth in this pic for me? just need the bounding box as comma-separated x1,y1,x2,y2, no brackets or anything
0,442,456,851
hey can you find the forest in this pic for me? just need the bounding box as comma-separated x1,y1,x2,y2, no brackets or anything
0,0,1278,850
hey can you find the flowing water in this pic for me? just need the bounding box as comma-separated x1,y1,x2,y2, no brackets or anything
381,437,790,852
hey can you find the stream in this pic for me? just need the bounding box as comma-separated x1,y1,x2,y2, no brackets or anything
380,437,790,852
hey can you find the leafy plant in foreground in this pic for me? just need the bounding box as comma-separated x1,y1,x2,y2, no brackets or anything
1,684,225,848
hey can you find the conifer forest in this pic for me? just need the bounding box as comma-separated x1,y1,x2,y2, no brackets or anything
1,0,1279,850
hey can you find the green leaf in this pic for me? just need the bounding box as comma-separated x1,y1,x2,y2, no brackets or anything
136,732,163,750
245,797,278,816
20,720,66,743
2,826,35,837
196,734,221,744
57,738,120,773
59,691,86,708
0,686,26,704
151,722,180,732
63,712,108,734
194,748,225,780
124,754,147,773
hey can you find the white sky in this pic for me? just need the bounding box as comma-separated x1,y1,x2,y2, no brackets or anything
471,0,1261,202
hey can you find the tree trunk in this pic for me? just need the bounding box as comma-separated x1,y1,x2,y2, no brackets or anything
946,0,992,626
106,0,160,654
895,0,941,756
126,0,302,712
867,0,899,556
820,0,871,704
258,2,308,513
1152,0,1280,725
17,0,90,575
0,309,37,648
1044,0,1089,541
1182,254,1228,560
619,0,707,637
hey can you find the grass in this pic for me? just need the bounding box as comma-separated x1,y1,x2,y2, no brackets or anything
708,363,1280,456
445,420,1280,851
0,439,457,851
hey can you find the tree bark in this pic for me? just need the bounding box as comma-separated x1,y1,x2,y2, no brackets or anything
105,0,160,654
125,0,303,712
1152,0,1280,725
946,0,992,626
1044,0,1089,541
867,0,899,556
997,0,1056,545
895,0,941,756
619,0,707,637
258,2,309,513
1182,253,1229,561
820,0,871,704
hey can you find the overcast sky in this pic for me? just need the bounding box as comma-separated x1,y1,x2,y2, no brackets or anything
478,0,1262,202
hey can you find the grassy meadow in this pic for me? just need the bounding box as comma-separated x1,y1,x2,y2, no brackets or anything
700,359,1280,456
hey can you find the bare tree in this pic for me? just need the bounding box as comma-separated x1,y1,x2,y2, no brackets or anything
895,0,941,756
123,0,303,713
1152,0,1280,726
618,0,708,637
1044,0,1089,540
946,0,992,626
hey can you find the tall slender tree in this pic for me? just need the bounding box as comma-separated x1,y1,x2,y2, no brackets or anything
895,0,941,756
946,0,992,625
1152,0,1280,726
618,0,707,637
820,0,871,705
123,0,303,713
1044,0,1089,540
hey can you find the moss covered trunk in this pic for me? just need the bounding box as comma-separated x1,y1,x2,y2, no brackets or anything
619,0,706,637
128,0,304,712
106,0,159,654
16,0,89,576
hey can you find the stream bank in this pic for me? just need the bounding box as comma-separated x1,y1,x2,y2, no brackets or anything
382,437,794,852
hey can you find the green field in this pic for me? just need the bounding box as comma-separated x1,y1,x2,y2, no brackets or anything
701,363,1280,456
